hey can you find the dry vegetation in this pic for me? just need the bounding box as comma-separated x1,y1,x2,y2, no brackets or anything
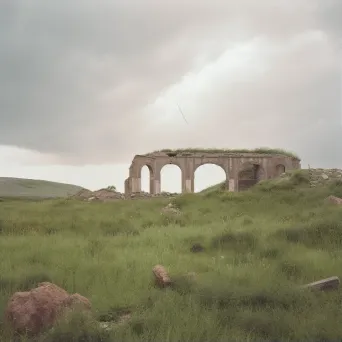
1,170,342,340
145,147,300,159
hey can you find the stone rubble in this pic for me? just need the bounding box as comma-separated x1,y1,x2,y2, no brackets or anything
308,168,342,187
161,202,181,215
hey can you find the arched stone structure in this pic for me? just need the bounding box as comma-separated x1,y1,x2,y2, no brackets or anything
238,162,266,191
124,150,301,196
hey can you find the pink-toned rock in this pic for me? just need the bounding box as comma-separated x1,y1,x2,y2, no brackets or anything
152,265,172,288
5,282,91,336
325,195,342,205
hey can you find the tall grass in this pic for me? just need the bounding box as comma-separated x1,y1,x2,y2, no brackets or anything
0,173,342,340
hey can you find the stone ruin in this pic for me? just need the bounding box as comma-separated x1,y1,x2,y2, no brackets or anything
124,149,301,197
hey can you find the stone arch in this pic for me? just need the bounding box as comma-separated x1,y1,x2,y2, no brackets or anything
275,164,286,177
194,163,228,192
238,162,265,191
160,163,182,193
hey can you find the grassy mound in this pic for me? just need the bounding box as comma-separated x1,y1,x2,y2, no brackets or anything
0,177,86,199
1,171,342,340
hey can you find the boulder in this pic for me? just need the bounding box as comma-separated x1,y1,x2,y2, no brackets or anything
152,265,172,288
5,282,91,336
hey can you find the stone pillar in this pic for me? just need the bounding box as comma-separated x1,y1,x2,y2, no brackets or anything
184,165,195,193
124,178,130,197
131,177,141,193
153,170,161,194
183,179,193,193
229,159,238,192
228,178,237,192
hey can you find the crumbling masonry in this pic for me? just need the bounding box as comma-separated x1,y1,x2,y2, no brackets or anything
125,150,301,196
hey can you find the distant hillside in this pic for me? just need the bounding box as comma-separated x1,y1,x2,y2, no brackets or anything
0,177,87,199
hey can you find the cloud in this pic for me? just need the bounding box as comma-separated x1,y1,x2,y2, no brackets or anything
0,0,341,166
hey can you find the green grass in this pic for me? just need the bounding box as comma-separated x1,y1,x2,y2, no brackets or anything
1,170,342,340
0,177,86,199
144,147,300,159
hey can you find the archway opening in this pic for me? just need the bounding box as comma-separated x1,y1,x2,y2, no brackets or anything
238,163,264,191
194,164,227,193
275,164,286,177
141,165,153,193
161,164,182,194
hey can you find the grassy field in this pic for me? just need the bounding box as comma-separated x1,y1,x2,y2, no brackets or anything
1,170,342,341
0,177,86,199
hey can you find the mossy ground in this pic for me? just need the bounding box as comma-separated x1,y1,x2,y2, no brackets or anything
1,171,342,341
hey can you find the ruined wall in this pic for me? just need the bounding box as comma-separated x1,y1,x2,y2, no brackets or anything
124,151,300,196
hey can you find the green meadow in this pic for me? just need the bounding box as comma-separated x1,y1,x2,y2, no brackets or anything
1,170,342,341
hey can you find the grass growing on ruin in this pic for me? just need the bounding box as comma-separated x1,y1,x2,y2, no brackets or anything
146,147,300,159
1,171,342,340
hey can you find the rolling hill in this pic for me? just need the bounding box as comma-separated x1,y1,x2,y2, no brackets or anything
0,177,87,199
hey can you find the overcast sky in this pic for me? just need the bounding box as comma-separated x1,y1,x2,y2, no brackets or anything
0,1,341,192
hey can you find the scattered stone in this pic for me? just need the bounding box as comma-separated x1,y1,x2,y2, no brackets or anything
301,276,340,292
130,191,178,200
161,203,181,215
190,243,205,253
321,173,329,180
152,265,172,288
325,195,342,205
5,282,91,337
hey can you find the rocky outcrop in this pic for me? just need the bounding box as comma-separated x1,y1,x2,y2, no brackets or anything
5,282,91,336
